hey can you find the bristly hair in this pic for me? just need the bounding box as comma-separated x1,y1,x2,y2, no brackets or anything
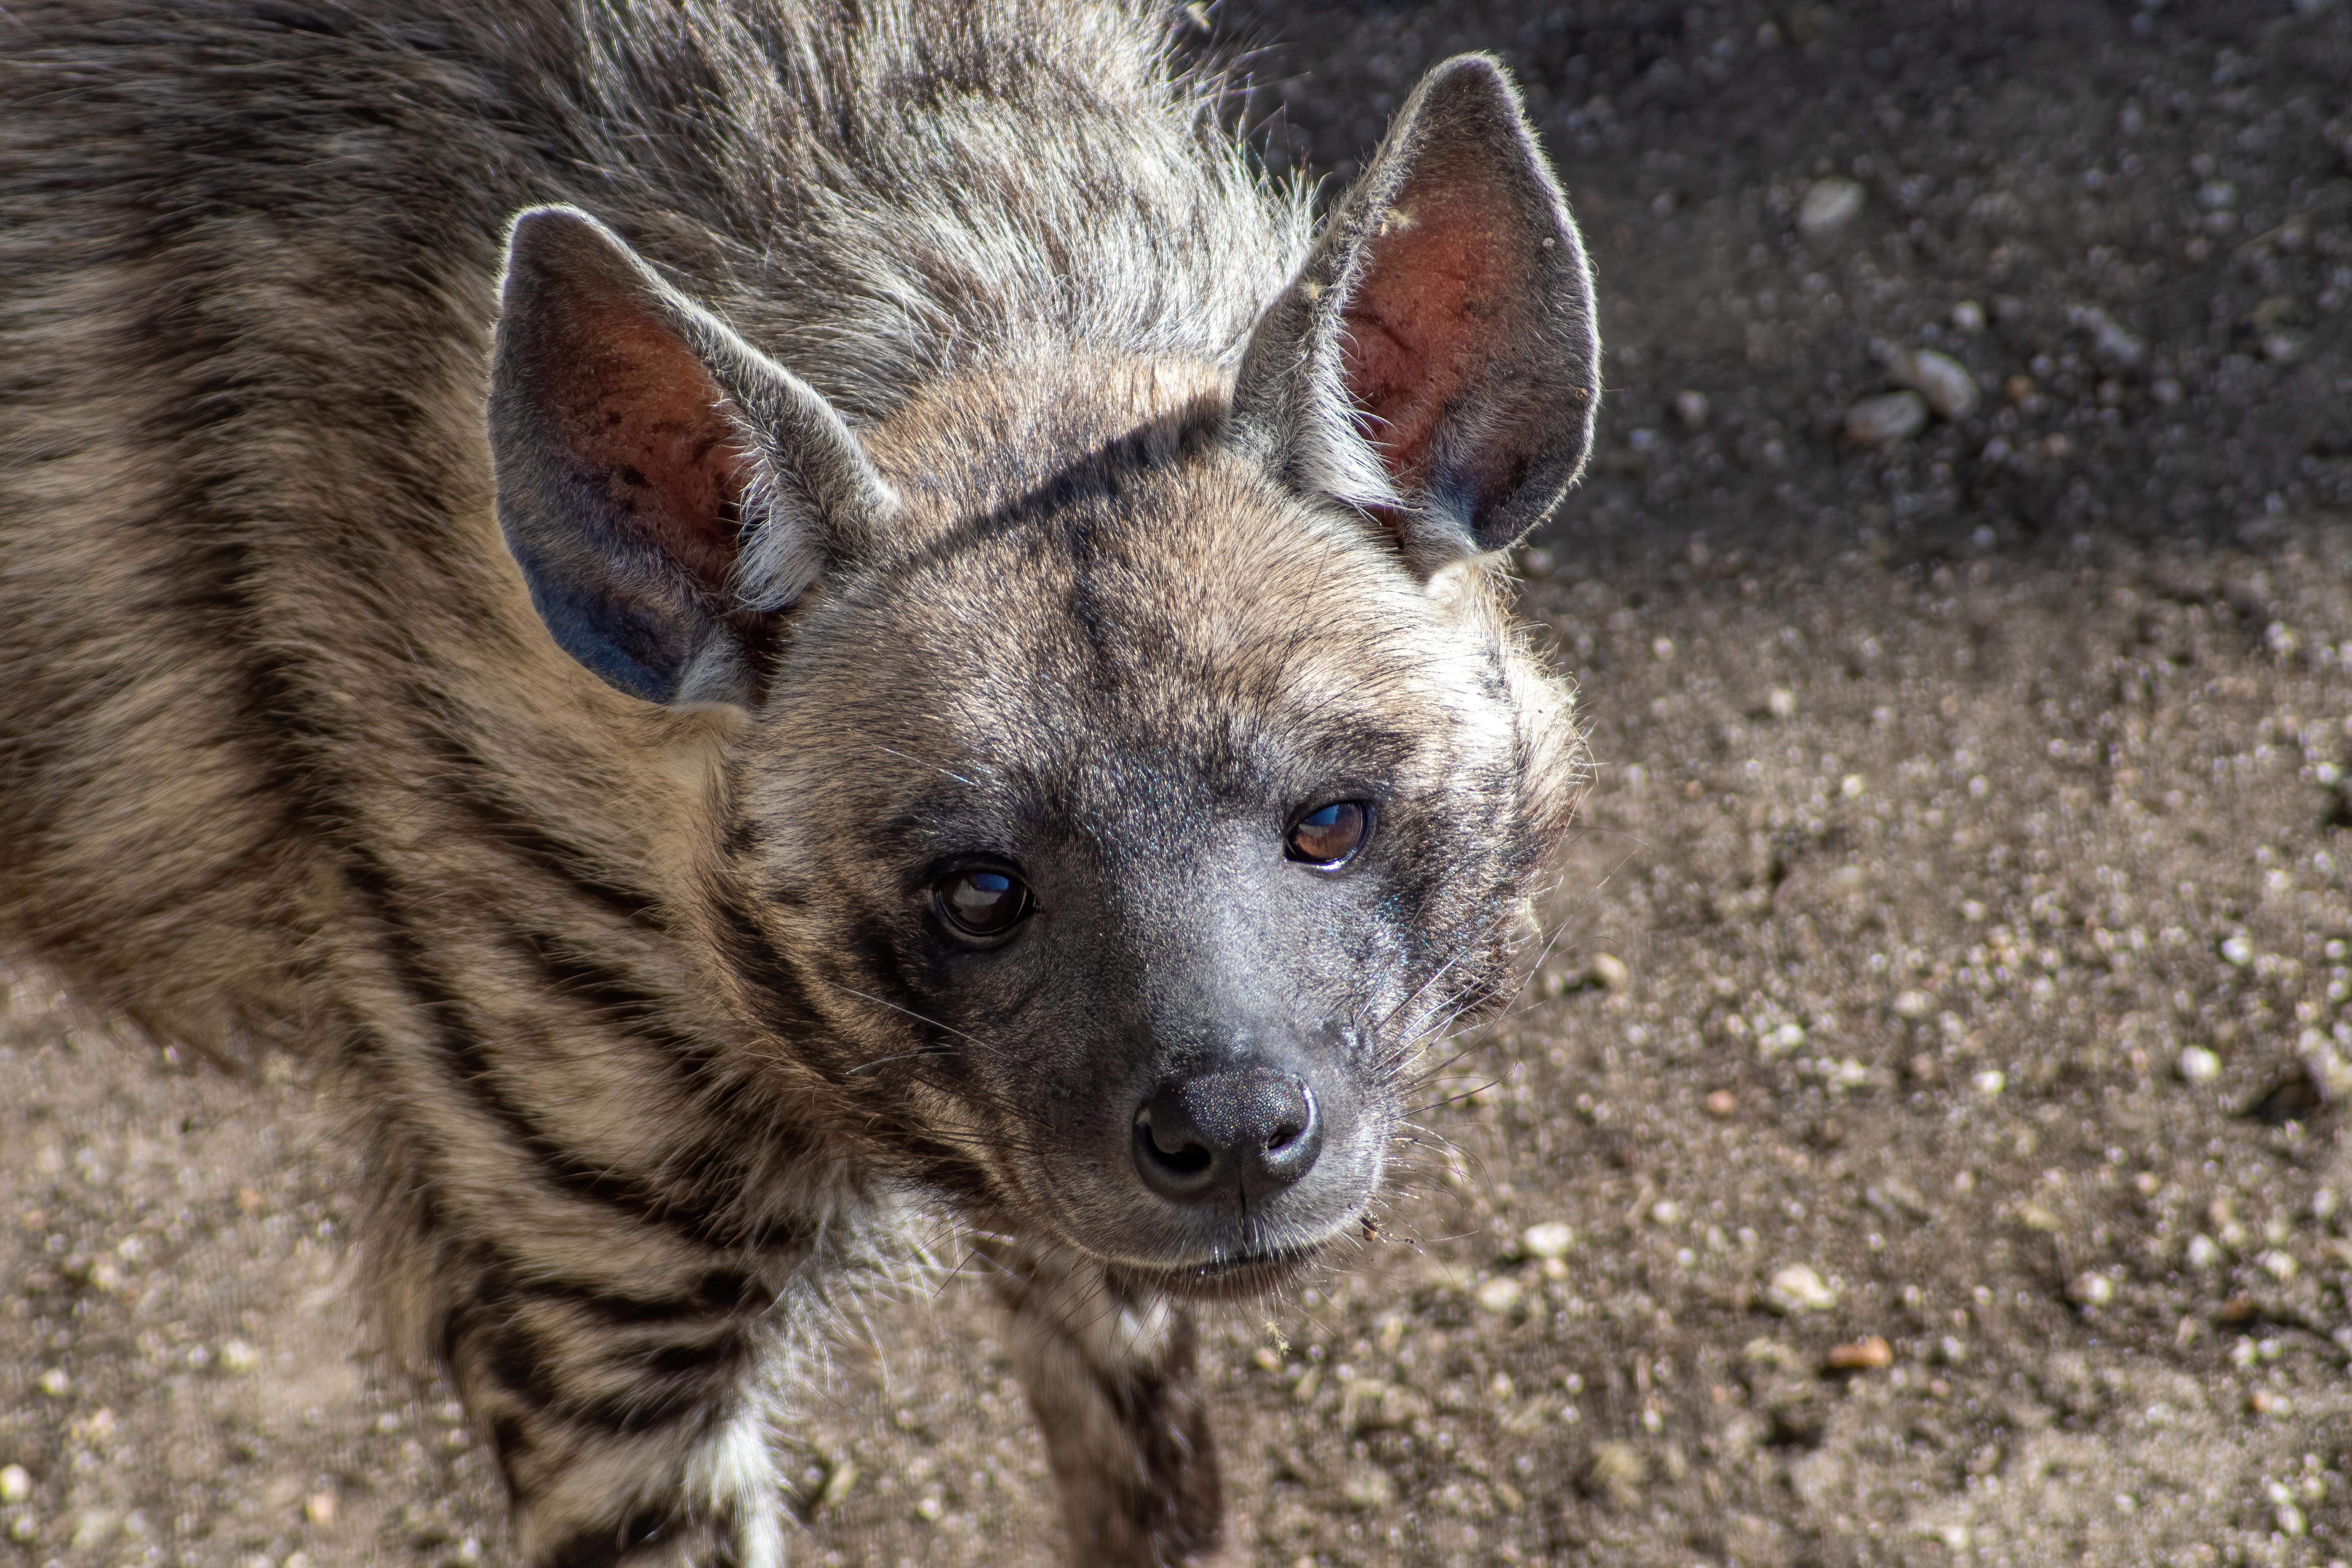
488,0,1315,421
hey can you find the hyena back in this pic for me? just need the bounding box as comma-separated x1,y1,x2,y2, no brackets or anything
0,3,1598,1563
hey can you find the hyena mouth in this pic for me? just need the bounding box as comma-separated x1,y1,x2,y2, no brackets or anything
1106,1242,1332,1303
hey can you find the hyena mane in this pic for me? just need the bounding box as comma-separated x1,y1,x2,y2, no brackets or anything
0,3,1599,1564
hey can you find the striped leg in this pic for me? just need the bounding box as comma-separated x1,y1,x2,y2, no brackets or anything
988,1243,1225,1568
437,1251,795,1568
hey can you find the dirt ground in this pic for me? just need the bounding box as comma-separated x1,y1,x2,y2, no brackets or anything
6,1,2352,1565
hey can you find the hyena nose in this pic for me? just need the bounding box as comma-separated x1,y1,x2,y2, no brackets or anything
1132,1069,1323,1205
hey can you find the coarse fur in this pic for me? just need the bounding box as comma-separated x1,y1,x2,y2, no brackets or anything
0,3,1599,1564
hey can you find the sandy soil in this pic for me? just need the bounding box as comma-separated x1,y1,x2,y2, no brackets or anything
6,2,2352,1565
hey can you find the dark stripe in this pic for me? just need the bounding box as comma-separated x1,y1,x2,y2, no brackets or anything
508,1268,770,1326
343,849,744,1241
460,1259,758,1434
499,930,718,1074
489,1413,529,1496
704,884,826,1048
422,728,660,926
473,1310,740,1436
541,1509,703,1568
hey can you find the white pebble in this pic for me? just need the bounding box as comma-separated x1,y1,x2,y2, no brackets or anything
1474,1276,1523,1314
1844,391,1927,446
0,1465,28,1503
1763,1263,1838,1315
2176,1046,2221,1084
1892,990,1937,1020
1520,1221,1574,1260
1798,177,1866,241
1950,300,1985,332
1673,389,1710,430
1972,1069,2006,1097
2068,1272,2115,1307
1885,347,1980,419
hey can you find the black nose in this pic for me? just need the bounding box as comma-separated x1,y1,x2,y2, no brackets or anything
1132,1068,1323,1205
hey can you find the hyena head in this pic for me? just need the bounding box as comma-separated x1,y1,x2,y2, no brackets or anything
488,59,1597,1296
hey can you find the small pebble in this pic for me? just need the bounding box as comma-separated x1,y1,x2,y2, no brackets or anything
306,1492,338,1527
1704,1089,1739,1117
1884,347,1980,419
1825,1335,1892,1371
1673,389,1710,430
1590,952,1630,990
1972,1069,2005,1097
0,1465,28,1503
1763,1264,1838,1315
2176,1047,2221,1085
1892,990,1936,1020
1586,1441,1647,1505
219,1338,261,1374
1797,177,1866,241
2068,1272,2116,1307
1474,1276,1524,1314
1340,1467,1395,1511
1767,687,1797,719
2066,303,2146,368
1950,300,1985,332
1520,1221,1574,1260
35,1368,68,1398
1844,390,1927,446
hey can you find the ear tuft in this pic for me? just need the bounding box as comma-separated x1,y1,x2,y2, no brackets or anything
1230,56,1599,574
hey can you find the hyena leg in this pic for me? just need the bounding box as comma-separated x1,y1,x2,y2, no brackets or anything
432,1249,796,1568
988,1242,1225,1567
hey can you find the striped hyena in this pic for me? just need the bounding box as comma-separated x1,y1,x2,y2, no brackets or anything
0,2,1598,1563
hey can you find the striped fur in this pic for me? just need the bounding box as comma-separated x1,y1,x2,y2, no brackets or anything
0,4,1596,1563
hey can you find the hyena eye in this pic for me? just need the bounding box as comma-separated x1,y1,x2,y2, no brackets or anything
934,866,1032,940
1285,801,1372,868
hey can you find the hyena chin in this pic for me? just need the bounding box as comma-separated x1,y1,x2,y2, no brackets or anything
2,1,1597,1563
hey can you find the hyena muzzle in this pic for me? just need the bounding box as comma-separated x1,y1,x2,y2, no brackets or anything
0,2,1598,1563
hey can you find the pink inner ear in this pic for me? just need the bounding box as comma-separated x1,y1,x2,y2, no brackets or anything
547,289,749,596
1339,170,1533,498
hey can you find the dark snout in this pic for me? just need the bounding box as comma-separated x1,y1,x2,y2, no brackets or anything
1132,1067,1323,1205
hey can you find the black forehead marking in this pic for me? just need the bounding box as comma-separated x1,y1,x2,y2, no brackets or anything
869,393,1229,581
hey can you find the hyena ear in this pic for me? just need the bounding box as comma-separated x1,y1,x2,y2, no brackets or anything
490,206,896,708
1228,55,1600,575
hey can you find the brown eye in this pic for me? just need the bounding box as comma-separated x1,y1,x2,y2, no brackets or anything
1286,801,1371,868
935,867,1030,939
